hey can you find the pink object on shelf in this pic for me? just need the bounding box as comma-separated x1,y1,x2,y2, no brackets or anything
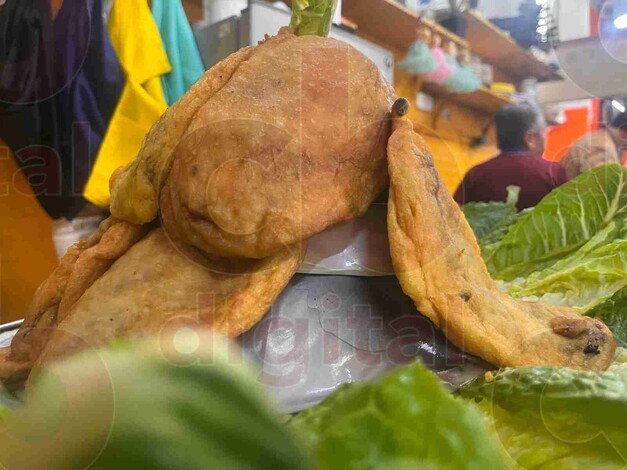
422,48,456,83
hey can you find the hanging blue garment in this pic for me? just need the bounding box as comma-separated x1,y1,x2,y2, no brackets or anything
56,0,124,205
152,0,205,106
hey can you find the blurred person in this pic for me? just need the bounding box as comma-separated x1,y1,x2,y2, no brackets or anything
561,99,627,180
454,103,568,211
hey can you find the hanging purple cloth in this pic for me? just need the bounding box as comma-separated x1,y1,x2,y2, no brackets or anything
0,0,123,219
0,0,66,216
0,0,55,103
54,0,124,208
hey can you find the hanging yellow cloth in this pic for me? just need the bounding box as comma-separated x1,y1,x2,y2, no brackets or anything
84,0,171,207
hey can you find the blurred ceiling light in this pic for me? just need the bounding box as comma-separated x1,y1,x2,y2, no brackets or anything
612,99,626,113
612,0,627,28
614,13,627,28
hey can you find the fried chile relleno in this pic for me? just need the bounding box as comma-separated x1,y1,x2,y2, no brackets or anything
110,29,395,259
0,30,394,381
0,45,617,383
386,111,615,371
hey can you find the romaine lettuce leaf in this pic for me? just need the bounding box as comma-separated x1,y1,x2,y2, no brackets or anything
0,405,9,426
473,401,625,469
609,348,627,382
504,223,627,312
290,361,508,469
460,367,627,469
462,186,520,245
485,165,627,281
460,367,627,426
290,0,338,37
0,335,310,469
588,288,627,346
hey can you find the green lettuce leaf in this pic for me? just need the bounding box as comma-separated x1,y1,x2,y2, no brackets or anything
503,223,627,312
460,367,627,469
588,288,627,346
290,0,338,37
473,400,625,469
462,186,520,245
485,165,627,281
0,335,310,469
290,361,508,469
0,405,10,426
460,367,627,426
608,348,627,381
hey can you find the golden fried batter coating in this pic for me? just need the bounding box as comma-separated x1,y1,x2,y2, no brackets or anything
387,117,615,370
111,29,394,259
0,218,147,381
33,229,303,369
6,28,614,390
109,45,257,225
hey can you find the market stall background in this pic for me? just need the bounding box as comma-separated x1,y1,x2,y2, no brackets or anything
0,1,625,468
0,0,609,324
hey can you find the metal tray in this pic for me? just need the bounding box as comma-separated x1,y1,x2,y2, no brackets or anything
0,276,488,413
0,323,23,409
0,320,23,335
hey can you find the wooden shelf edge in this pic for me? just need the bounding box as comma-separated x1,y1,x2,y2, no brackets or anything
342,0,559,83
418,16,469,49
421,83,513,114
342,0,468,52
463,10,561,82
